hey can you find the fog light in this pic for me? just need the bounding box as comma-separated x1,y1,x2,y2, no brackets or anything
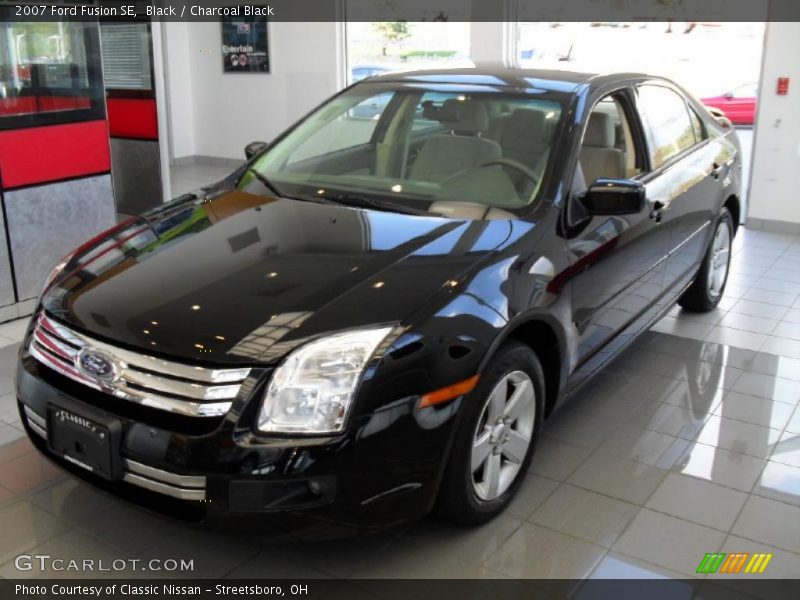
308,480,325,495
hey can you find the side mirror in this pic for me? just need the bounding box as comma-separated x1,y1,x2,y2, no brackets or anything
580,178,646,216
723,91,734,100
244,141,269,161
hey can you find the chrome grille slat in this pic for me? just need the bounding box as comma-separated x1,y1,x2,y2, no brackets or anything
122,472,206,501
123,458,206,488
24,407,46,429
33,328,78,363
29,313,252,418
40,314,251,384
120,368,241,401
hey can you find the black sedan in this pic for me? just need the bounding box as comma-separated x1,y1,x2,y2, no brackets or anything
17,68,741,532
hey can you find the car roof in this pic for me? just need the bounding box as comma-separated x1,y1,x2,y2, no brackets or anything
364,67,656,94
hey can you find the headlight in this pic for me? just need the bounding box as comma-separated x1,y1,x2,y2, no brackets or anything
257,326,395,434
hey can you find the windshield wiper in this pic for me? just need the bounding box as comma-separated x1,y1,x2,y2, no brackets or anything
241,167,284,197
314,192,434,216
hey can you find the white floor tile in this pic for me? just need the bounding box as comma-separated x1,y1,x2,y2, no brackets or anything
613,509,726,576
718,313,779,335
695,415,781,459
567,452,666,505
729,300,789,320
761,336,800,360
671,441,766,492
732,496,800,553
770,431,800,469
531,484,640,548
731,372,800,405
713,392,795,430
485,522,607,579
705,327,768,352
529,437,592,481
645,472,747,531
753,460,800,507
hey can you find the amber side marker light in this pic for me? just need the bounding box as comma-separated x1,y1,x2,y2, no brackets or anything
419,374,480,408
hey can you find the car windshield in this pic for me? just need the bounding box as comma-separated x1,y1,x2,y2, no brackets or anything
240,82,568,218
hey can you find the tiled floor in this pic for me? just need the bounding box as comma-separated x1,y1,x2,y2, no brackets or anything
0,228,799,585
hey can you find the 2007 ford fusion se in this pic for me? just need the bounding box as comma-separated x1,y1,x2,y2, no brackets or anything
17,68,740,533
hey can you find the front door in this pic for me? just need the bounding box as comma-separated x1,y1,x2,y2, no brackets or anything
566,91,671,372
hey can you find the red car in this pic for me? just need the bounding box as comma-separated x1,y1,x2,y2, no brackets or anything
701,83,758,125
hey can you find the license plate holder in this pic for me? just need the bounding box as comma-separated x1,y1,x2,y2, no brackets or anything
46,404,122,480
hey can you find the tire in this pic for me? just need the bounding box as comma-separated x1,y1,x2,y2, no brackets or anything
436,341,544,525
678,208,733,312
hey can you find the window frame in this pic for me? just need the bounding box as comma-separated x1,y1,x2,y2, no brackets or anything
0,20,106,130
633,82,710,176
564,85,650,228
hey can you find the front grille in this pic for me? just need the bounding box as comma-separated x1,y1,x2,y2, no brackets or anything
29,313,251,418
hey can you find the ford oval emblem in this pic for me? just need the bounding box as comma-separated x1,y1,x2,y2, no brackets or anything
76,349,119,383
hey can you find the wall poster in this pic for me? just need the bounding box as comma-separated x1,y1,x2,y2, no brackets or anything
221,16,270,73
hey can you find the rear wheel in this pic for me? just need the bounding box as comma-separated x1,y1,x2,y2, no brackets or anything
436,341,544,525
678,208,733,312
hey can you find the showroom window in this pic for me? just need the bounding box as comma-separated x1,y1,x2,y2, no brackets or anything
514,22,765,101
0,20,105,128
99,22,153,92
636,85,697,169
344,5,472,84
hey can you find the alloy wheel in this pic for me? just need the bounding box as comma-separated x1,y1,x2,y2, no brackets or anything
471,370,536,501
707,220,731,299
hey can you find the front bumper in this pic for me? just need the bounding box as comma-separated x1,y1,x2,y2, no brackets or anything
16,343,459,532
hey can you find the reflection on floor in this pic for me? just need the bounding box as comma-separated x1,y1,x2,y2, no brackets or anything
0,229,798,586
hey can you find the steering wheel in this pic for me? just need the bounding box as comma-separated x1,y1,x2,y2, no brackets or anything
479,157,540,187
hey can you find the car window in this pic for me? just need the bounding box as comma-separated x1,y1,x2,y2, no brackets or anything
637,85,698,169
287,92,395,164
576,94,642,192
246,83,569,216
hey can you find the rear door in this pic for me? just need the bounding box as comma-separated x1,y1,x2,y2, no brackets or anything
635,84,727,293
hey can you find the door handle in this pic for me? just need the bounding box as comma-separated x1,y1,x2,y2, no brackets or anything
649,200,666,223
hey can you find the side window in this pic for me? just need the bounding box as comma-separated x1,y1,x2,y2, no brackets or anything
577,94,642,192
637,85,698,168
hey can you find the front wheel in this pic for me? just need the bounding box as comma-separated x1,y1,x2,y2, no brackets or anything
436,341,544,525
678,208,733,312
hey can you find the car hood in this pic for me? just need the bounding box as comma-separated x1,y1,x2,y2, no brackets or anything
43,190,516,365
